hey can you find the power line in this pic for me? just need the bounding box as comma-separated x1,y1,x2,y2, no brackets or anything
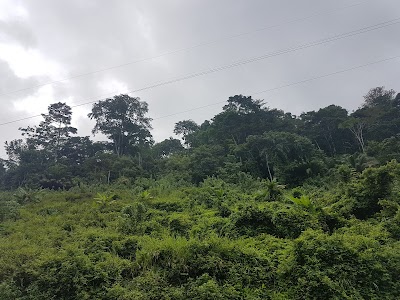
125,18,400,93
152,55,400,120
0,55,398,161
0,17,399,127
0,0,371,97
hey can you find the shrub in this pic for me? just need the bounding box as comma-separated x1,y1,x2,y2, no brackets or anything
279,229,400,299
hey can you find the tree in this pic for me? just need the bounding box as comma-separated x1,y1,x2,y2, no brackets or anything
4,139,29,165
0,159,6,188
356,87,400,142
222,95,264,114
197,96,296,147
348,161,398,219
299,105,355,155
174,120,199,146
3,148,51,188
362,86,395,108
341,87,400,148
237,132,326,185
188,145,227,183
339,117,367,153
216,95,268,145
19,102,77,157
58,136,97,165
152,138,184,159
88,94,153,156
5,102,77,169
367,135,400,164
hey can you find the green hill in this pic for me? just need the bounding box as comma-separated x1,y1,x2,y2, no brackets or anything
1,169,400,299
1,88,400,298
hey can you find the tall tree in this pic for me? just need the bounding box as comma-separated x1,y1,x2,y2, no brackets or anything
4,139,29,164
19,102,77,158
343,87,400,150
339,117,367,153
174,120,199,147
300,105,355,155
0,158,5,188
191,95,296,147
223,95,264,114
152,138,184,159
237,131,326,185
88,94,153,156
362,86,396,108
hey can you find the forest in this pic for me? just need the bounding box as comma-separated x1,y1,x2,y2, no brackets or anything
1,86,400,299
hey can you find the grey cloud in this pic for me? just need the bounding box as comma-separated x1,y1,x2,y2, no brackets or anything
0,0,399,157
0,20,36,47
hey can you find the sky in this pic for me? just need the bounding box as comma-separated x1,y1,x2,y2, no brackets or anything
0,0,399,158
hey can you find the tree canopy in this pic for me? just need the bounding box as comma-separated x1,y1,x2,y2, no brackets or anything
88,94,153,156
1,86,400,299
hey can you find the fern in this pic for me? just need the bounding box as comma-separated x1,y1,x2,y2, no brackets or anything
93,192,116,209
13,187,40,204
288,195,315,212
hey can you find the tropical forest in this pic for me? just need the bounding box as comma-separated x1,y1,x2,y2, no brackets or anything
1,87,400,299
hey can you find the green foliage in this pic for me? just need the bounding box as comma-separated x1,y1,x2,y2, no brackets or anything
120,202,149,234
138,190,152,200
88,94,153,156
174,120,200,146
18,102,77,157
288,194,314,212
93,192,117,210
347,161,398,219
0,199,20,222
168,213,192,236
0,175,400,299
189,145,228,183
13,187,40,204
367,134,400,164
279,228,400,299
336,164,355,183
2,87,400,299
299,105,355,155
264,179,285,201
238,131,327,186
152,137,184,158
228,201,320,239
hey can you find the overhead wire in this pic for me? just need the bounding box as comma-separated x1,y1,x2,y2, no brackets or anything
152,55,400,120
0,16,399,127
0,54,398,161
0,0,372,97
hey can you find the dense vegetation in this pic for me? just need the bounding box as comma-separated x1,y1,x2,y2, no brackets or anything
1,87,400,299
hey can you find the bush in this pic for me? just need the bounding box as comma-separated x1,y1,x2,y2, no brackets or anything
347,161,399,218
0,200,20,222
279,229,400,299
229,202,320,238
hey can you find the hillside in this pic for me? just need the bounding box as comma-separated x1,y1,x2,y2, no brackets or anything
1,88,400,299
1,167,400,299
1,0,400,298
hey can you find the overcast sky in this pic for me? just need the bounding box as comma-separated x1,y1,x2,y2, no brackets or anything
0,0,399,158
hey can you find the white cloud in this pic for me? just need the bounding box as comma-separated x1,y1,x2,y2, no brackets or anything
13,85,71,116
0,0,399,152
0,0,28,21
96,78,129,97
0,43,63,79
